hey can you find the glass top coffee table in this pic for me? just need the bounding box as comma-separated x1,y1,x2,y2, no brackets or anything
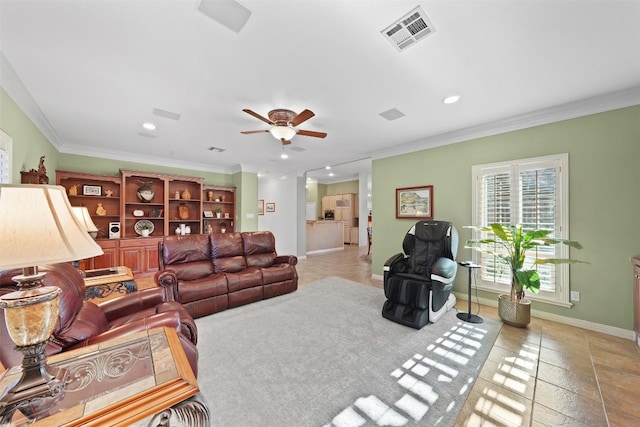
0,327,208,426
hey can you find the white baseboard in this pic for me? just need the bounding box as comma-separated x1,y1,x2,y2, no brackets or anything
454,292,636,341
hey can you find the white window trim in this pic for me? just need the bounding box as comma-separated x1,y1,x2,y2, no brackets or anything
471,153,572,307
0,129,12,184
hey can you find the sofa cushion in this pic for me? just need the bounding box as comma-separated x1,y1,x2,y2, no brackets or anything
226,267,263,292
210,232,244,258
261,264,297,284
178,274,228,303
243,231,277,267
162,235,211,266
171,260,215,281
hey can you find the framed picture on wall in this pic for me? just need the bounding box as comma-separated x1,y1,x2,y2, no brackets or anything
266,202,275,213
258,199,264,215
396,185,433,219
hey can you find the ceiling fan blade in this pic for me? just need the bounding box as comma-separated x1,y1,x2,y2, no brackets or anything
240,130,270,135
289,109,314,126
296,129,327,139
242,109,273,125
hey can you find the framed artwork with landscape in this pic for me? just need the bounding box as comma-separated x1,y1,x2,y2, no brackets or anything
396,185,433,219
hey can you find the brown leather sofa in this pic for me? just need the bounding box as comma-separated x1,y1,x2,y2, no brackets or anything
0,263,199,376
155,231,298,318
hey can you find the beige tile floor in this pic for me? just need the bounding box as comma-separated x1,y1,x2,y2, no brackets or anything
137,244,640,426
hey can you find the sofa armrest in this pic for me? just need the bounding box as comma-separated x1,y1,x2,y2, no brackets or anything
154,269,179,301
275,255,297,266
98,287,168,321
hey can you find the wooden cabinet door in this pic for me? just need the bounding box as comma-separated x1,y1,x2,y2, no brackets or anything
120,246,144,274
94,246,118,269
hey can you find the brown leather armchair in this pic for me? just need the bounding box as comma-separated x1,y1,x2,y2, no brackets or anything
0,263,199,377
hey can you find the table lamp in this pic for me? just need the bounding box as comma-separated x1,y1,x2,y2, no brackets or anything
0,184,104,420
72,206,99,239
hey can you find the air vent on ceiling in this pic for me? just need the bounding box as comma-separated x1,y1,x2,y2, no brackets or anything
381,6,435,52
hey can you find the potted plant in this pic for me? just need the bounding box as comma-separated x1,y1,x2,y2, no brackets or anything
215,208,222,218
139,222,152,237
220,221,227,233
466,223,586,327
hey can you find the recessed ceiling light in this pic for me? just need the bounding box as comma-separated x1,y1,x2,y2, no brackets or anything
325,165,331,170
280,153,289,159
142,122,156,130
329,173,335,177
443,95,461,104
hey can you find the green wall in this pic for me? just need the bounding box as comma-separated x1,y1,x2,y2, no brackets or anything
232,171,258,231
327,180,358,195
372,105,640,330
1,88,58,183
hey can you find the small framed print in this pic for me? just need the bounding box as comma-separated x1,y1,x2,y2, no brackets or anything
203,210,214,218
258,199,264,215
82,184,102,196
266,202,275,213
396,185,433,219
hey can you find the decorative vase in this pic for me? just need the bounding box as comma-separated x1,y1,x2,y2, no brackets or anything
498,294,531,327
141,229,150,237
137,181,154,203
182,188,191,200
207,191,214,202
178,203,189,220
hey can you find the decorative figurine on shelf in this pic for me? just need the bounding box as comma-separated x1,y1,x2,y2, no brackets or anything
137,180,154,203
182,188,191,200
206,223,213,234
96,203,107,216
178,203,189,220
105,189,113,197
37,155,47,175
68,184,79,196
207,191,214,202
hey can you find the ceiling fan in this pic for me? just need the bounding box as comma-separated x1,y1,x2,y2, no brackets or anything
241,108,327,145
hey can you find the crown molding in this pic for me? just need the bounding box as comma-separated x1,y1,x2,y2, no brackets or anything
371,85,640,161
0,51,63,149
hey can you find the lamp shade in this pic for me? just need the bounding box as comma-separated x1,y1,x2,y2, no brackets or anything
72,206,99,237
0,184,104,270
269,125,296,141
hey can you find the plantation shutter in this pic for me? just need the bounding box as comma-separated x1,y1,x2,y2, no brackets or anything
472,154,569,303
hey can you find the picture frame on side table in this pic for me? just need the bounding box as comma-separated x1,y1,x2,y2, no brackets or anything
82,184,102,196
258,199,264,215
396,185,433,219
266,202,275,213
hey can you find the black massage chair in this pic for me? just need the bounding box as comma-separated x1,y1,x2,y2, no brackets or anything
382,220,458,329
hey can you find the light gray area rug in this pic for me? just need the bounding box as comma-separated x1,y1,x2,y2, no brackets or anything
195,277,501,426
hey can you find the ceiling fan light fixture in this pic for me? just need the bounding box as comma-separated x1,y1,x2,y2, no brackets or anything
269,126,296,141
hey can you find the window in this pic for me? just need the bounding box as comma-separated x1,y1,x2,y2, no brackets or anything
471,153,571,306
0,130,12,184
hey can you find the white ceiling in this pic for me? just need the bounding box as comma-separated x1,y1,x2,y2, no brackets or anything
1,1,639,184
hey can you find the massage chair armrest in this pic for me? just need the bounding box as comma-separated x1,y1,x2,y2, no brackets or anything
98,287,168,321
68,311,185,349
431,257,458,284
154,269,179,301
383,253,406,271
275,255,298,266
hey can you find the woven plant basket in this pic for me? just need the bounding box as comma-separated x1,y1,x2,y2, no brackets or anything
498,294,531,328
